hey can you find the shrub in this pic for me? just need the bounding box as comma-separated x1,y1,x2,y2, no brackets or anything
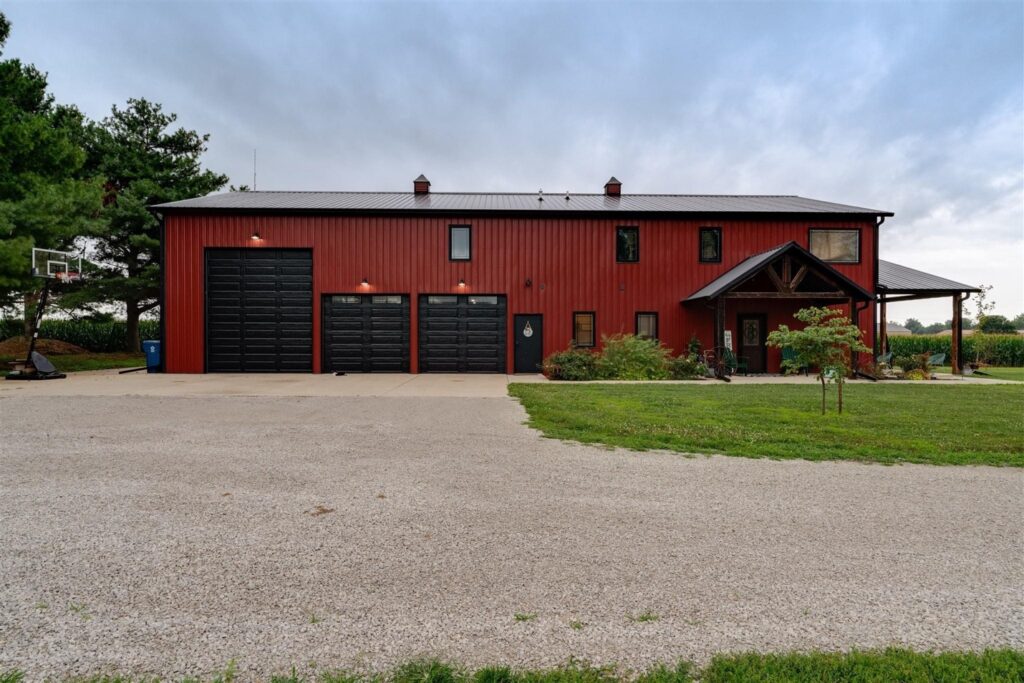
594,334,672,380
542,346,599,381
905,369,928,381
669,354,703,379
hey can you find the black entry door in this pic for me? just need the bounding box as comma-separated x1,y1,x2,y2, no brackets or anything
418,294,506,372
205,249,313,372
322,294,410,372
738,314,767,373
513,314,543,373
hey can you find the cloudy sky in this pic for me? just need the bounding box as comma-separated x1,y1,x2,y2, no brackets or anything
6,0,1022,322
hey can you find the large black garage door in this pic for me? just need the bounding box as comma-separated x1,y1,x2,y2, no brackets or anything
205,249,313,372
418,294,506,373
323,294,410,372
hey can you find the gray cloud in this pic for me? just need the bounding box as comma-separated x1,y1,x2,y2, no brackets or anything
5,0,1022,321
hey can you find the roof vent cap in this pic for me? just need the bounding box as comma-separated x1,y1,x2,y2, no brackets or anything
604,176,622,196
413,174,430,194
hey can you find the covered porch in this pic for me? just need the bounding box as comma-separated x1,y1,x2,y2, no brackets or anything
683,241,874,374
876,260,981,374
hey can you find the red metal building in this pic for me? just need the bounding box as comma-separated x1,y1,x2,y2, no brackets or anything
153,177,892,374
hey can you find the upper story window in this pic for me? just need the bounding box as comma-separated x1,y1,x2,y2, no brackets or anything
616,226,639,263
449,225,471,261
573,311,595,348
700,227,721,263
809,229,859,263
636,312,658,340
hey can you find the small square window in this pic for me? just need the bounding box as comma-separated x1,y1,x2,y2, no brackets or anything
809,229,859,263
573,312,595,348
449,225,471,261
636,312,658,340
700,228,721,263
616,227,639,263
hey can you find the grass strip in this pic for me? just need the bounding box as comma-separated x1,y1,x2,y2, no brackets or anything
508,383,1024,466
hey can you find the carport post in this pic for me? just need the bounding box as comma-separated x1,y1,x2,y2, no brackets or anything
878,294,887,355
952,293,963,375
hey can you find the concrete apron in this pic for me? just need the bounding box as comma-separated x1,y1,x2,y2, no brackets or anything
0,368,1008,398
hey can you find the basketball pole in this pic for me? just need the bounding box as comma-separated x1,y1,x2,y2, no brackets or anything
25,278,52,365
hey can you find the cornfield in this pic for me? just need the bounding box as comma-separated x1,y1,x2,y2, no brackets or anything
0,319,159,353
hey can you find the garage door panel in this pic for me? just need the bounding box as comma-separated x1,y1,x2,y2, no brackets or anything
418,295,506,373
322,294,410,373
205,249,312,373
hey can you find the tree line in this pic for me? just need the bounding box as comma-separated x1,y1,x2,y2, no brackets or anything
0,12,227,351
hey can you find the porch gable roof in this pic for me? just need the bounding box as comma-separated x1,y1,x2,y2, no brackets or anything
683,241,873,303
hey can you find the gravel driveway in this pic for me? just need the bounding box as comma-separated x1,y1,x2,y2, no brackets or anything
1,394,1021,679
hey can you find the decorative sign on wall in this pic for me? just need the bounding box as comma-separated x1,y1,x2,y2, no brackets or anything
723,329,734,350
522,321,534,338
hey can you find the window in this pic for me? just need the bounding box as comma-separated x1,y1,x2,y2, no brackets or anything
331,295,360,304
449,225,471,260
616,227,639,263
699,228,721,263
427,295,458,304
371,295,403,305
573,312,595,347
636,312,658,340
809,229,860,263
468,296,498,305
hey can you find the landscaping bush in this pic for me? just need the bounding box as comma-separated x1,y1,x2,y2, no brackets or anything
669,354,704,379
595,334,672,380
542,346,599,381
887,333,1024,366
0,318,158,353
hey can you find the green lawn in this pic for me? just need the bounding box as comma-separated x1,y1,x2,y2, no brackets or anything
3,650,1022,682
1,352,145,376
508,383,1024,466
936,366,1024,382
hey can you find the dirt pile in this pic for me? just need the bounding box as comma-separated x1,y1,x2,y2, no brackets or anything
0,336,88,357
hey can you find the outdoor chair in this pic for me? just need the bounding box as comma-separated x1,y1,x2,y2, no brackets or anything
876,351,895,378
782,347,809,375
928,353,946,380
721,348,749,376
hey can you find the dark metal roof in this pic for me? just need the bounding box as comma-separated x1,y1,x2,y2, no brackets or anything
684,241,873,302
877,260,979,293
152,191,892,216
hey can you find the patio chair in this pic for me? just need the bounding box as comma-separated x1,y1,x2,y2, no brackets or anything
927,353,946,380
722,348,749,376
876,351,895,379
782,347,809,375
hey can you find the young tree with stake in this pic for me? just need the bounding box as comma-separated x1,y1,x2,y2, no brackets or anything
767,306,870,415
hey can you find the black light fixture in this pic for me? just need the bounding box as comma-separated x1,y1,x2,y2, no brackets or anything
525,278,533,287
360,278,369,286
250,231,261,241
458,278,466,287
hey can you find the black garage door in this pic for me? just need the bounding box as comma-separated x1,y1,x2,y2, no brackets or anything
323,294,410,372
418,294,506,373
205,249,313,372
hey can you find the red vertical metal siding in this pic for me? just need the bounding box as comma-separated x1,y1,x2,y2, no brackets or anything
163,214,877,373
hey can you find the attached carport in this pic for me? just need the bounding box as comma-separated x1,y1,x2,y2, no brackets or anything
876,260,981,374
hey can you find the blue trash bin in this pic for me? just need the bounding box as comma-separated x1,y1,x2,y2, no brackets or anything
141,340,161,373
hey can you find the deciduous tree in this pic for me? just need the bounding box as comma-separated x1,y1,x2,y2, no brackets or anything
767,306,870,415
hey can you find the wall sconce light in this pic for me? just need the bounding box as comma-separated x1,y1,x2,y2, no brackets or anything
525,278,533,287
250,231,261,241
458,279,466,287
360,278,369,286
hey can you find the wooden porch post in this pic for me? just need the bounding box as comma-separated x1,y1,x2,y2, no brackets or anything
952,293,962,375
715,297,725,350
878,294,888,355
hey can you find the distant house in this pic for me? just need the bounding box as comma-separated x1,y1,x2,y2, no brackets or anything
877,322,912,336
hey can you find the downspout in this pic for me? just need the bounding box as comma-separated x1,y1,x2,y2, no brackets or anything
155,210,166,373
872,215,885,358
